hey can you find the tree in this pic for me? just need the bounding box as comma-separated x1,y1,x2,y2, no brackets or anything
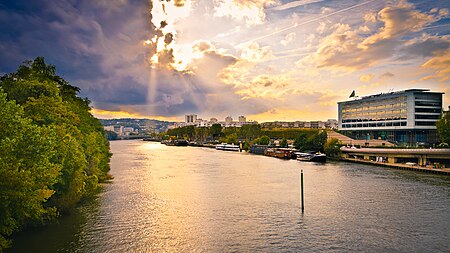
280,138,288,147
258,135,270,145
436,111,450,144
294,133,308,150
0,90,60,250
0,58,112,250
294,131,327,151
239,124,261,140
210,124,223,139
219,133,237,144
324,138,342,158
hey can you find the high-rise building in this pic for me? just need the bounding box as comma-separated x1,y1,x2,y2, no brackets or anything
238,116,246,123
185,114,197,123
338,89,443,145
225,116,233,124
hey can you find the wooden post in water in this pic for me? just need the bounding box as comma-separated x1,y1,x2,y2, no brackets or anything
301,170,304,213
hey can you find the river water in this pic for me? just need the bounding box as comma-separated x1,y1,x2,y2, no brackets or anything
9,140,450,252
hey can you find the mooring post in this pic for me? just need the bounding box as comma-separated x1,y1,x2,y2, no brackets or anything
301,169,304,213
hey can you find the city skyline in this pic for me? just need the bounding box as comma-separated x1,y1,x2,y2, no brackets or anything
0,0,449,122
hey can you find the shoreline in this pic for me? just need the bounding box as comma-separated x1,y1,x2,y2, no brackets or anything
143,139,450,176
340,157,450,175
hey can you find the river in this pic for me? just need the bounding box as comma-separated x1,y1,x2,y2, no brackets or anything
9,140,450,252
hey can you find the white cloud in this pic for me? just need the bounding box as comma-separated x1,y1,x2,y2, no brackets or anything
281,32,296,46
271,0,324,11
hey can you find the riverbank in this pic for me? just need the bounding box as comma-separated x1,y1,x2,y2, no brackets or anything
145,139,450,175
341,157,450,175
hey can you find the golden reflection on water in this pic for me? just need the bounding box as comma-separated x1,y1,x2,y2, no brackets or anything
10,140,450,252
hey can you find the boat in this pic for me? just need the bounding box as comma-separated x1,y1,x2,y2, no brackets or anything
216,143,240,152
264,148,294,159
165,139,189,146
249,144,268,155
296,152,327,162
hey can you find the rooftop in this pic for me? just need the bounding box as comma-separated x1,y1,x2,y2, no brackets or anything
338,89,444,104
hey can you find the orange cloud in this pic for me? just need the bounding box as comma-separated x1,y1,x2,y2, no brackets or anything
360,74,374,82
297,1,444,72
421,50,450,82
248,108,336,122
91,108,180,121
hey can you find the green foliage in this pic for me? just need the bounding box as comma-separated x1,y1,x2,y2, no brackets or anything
224,133,237,144
262,128,318,140
324,138,342,158
194,127,209,142
238,124,261,140
280,138,288,147
255,135,270,145
436,111,450,144
210,124,223,138
0,57,111,250
166,125,195,139
294,130,327,151
0,90,60,250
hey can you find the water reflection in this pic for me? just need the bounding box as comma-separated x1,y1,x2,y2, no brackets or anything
9,140,450,252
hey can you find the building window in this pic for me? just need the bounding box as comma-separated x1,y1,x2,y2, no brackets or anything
415,108,441,113
415,114,440,120
415,121,436,126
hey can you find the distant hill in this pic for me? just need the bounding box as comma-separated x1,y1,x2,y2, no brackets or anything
100,118,176,134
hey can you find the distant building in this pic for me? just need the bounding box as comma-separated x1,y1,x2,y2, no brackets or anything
123,127,134,136
171,114,257,129
326,119,338,129
260,120,332,129
310,121,325,129
185,114,197,124
225,116,233,124
338,89,443,146
103,126,114,132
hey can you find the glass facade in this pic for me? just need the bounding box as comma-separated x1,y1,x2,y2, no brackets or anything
338,89,443,145
341,96,407,129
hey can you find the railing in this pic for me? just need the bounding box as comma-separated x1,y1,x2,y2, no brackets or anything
341,147,450,155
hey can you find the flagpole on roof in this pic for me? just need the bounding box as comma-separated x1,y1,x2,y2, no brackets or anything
349,90,356,98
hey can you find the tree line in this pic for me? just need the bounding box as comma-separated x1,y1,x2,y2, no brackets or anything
166,124,330,152
0,58,111,250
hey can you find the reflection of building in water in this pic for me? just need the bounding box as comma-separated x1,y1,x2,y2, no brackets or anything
338,89,443,146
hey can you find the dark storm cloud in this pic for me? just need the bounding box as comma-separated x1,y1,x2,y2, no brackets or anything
399,36,450,60
0,0,151,107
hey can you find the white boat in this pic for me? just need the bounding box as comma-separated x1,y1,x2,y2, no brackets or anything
216,143,240,152
295,152,327,162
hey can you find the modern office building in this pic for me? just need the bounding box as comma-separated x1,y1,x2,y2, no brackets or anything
338,89,443,146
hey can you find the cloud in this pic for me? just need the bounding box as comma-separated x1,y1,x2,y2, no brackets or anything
421,50,450,82
401,35,450,59
239,42,274,62
213,0,279,26
360,74,374,82
380,72,395,80
281,32,296,46
297,1,446,71
271,0,324,11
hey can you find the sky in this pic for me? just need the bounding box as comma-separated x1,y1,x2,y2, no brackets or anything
0,0,449,122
